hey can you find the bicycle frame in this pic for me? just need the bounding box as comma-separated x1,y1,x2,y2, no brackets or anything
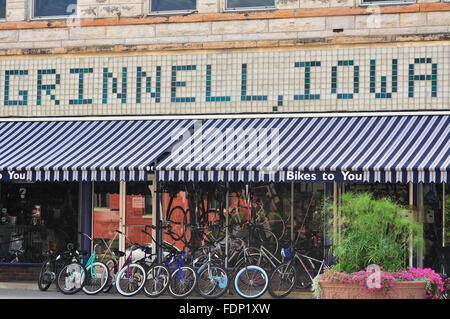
292,251,329,282
252,245,282,269
79,232,102,279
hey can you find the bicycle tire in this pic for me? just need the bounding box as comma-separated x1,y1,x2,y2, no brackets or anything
37,261,54,291
115,263,146,297
168,266,197,298
56,261,86,295
102,259,116,293
249,227,279,257
196,266,229,299
166,205,187,242
143,265,170,298
234,265,268,299
268,262,297,298
82,262,110,295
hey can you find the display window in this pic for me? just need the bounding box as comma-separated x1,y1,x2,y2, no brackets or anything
93,182,120,263
0,182,79,264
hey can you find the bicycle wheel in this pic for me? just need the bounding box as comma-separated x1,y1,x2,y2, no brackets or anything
249,228,279,257
268,262,297,298
37,261,54,291
115,263,146,297
102,259,116,293
56,262,86,295
234,265,268,299
196,266,229,299
82,262,110,295
168,266,197,298
166,206,187,241
143,265,170,298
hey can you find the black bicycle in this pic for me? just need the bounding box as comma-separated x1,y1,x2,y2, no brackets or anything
37,243,81,291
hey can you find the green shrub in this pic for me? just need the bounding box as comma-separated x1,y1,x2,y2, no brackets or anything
327,192,424,273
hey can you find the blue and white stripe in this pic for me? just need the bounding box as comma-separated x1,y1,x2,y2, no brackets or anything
0,119,196,182
156,115,450,184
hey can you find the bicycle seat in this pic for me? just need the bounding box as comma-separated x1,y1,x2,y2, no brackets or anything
162,243,179,255
439,273,448,280
114,250,125,258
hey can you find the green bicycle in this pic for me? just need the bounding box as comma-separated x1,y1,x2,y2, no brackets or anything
56,232,109,295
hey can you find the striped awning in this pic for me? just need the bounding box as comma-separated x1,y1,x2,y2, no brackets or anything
0,119,196,182
156,115,450,184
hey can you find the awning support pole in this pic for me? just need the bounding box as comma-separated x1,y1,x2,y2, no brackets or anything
119,181,126,269
291,181,294,245
443,182,446,248
225,182,229,269
409,182,414,268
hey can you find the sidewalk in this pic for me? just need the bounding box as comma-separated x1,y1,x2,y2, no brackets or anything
0,281,55,291
0,281,314,299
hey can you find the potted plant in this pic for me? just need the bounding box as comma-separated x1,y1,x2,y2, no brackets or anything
313,192,444,299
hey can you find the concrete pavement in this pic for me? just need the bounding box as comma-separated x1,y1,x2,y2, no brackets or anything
0,281,314,299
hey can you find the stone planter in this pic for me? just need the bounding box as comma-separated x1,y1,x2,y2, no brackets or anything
319,280,427,299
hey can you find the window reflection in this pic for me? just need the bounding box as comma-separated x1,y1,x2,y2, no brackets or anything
33,0,76,18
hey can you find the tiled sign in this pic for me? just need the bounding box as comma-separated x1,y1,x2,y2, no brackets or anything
0,44,448,117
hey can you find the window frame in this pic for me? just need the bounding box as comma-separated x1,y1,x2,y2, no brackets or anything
359,0,416,6
30,0,78,20
148,0,197,16
224,0,276,12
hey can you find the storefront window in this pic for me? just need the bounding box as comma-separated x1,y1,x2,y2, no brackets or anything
344,182,409,206
292,183,325,260
0,182,79,263
93,182,120,263
125,182,153,248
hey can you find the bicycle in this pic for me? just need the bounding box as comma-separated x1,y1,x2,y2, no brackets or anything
151,220,198,299
182,183,227,248
160,183,189,243
140,225,178,298
268,246,330,298
194,243,229,299
37,242,80,291
231,236,269,299
113,230,147,297
94,231,120,293
55,254,86,295
78,232,110,295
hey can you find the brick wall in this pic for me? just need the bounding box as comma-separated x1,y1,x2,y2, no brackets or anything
0,3,449,52
0,264,40,281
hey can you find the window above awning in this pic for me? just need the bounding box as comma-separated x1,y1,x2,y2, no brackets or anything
0,119,196,182
156,115,450,184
